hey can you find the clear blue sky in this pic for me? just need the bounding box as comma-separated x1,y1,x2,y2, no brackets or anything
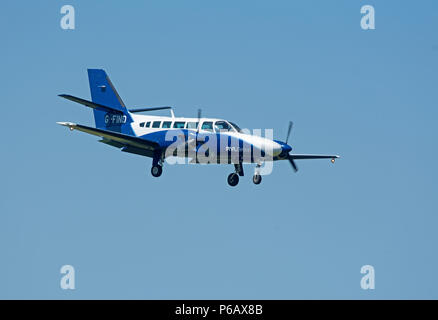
1,0,438,299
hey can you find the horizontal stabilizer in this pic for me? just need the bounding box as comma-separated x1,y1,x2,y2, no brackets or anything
129,106,172,113
58,94,125,115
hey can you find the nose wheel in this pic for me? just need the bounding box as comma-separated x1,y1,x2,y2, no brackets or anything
253,174,262,185
227,173,239,187
151,165,163,177
252,163,262,185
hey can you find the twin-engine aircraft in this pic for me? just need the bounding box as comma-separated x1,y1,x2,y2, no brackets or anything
57,69,339,186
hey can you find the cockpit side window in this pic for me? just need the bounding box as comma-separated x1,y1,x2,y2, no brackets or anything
215,121,233,132
201,121,213,132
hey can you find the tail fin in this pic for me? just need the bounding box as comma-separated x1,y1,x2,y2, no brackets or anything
87,69,133,134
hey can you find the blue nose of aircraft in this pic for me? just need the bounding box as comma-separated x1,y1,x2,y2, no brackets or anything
282,144,292,153
275,140,292,158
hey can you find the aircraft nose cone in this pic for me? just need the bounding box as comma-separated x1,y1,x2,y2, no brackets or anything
282,144,292,153
276,141,292,158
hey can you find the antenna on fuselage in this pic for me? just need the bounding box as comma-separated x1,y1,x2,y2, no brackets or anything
197,109,202,133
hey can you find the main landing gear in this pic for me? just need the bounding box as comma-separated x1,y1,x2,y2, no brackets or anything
227,173,239,187
227,163,244,187
151,153,164,178
226,163,263,186
151,165,162,177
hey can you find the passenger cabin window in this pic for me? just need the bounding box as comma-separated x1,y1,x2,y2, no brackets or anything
140,122,145,127
162,121,172,128
186,122,198,129
145,122,151,128
173,121,186,129
152,121,161,128
201,121,213,132
215,121,233,132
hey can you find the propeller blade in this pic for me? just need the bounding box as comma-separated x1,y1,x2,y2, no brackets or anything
286,121,293,144
288,155,298,172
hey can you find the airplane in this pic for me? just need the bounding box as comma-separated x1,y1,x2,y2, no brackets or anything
57,69,339,186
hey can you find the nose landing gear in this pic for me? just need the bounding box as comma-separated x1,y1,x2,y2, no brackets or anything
252,163,262,185
252,174,262,185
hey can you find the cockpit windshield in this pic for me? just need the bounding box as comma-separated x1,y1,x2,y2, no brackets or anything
214,121,233,132
228,121,242,133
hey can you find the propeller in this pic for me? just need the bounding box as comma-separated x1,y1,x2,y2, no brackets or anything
286,121,293,144
284,121,298,172
288,156,298,172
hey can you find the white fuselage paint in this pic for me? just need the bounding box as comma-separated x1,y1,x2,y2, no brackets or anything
129,113,283,164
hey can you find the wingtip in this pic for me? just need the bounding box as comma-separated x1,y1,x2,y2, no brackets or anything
56,121,76,128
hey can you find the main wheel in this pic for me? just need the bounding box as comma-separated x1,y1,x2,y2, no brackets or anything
227,173,239,186
253,174,262,185
151,165,163,177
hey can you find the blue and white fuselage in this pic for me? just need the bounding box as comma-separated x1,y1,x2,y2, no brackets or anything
57,69,339,186
129,113,285,163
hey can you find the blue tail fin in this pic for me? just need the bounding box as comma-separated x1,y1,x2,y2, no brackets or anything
87,69,134,135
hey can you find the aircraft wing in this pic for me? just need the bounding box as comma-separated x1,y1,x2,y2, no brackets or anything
57,122,160,152
289,154,340,160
